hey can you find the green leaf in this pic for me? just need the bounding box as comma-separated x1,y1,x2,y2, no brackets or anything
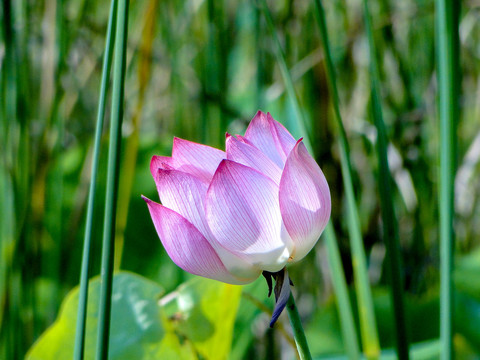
26,272,172,360
27,272,242,360
160,277,243,360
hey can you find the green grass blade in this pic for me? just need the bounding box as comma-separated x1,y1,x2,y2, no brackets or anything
323,224,360,360
1,1,27,357
0,162,15,360
435,1,459,359
207,0,227,140
360,1,409,358
113,0,158,271
255,4,265,109
0,4,16,334
312,1,380,358
259,0,311,152
260,1,360,358
95,0,129,358
73,0,118,358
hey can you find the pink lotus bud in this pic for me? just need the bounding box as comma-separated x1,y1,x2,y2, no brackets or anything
143,111,331,285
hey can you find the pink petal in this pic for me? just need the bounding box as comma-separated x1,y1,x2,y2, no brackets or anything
244,111,296,167
279,140,331,262
143,197,250,284
172,137,225,183
154,168,262,280
150,155,173,178
267,113,297,159
205,160,294,272
225,134,283,184
154,168,211,240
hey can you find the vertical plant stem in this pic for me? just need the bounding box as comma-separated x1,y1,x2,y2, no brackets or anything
286,293,312,360
361,0,409,359
160,2,184,138
259,0,311,151
312,1,379,358
114,0,158,271
0,4,15,350
202,0,221,148
1,0,16,145
435,0,459,359
323,224,360,359
1,0,30,357
255,4,265,109
207,0,228,140
73,0,117,358
260,2,363,358
95,0,129,358
260,1,359,358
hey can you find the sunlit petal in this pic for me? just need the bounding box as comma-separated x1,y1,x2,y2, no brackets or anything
225,133,282,184
172,137,225,183
244,111,296,167
154,168,210,239
154,168,261,281
143,197,249,284
206,160,293,272
266,112,296,159
279,140,331,262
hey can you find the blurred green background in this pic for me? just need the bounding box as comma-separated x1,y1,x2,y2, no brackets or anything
1,0,480,358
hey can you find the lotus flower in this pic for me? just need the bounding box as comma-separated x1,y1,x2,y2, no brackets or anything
143,111,331,286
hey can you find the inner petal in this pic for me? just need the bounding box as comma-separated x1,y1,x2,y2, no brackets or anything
205,160,293,272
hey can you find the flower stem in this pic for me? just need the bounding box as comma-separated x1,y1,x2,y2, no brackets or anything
73,1,117,359
435,0,459,359
286,292,312,360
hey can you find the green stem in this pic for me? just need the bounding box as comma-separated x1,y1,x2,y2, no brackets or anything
95,0,129,358
254,4,265,109
312,0,379,357
323,224,360,359
260,2,360,357
259,0,311,151
435,0,459,359
361,0,409,358
73,0,117,358
286,292,312,360
0,4,16,353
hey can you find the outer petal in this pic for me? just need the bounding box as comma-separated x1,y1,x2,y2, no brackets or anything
154,168,210,239
279,140,331,262
154,168,261,281
150,155,173,178
225,134,282,184
206,160,294,272
244,111,296,167
172,137,225,183
143,197,250,284
267,112,297,159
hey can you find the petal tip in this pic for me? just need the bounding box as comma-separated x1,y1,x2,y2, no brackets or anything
217,158,231,168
